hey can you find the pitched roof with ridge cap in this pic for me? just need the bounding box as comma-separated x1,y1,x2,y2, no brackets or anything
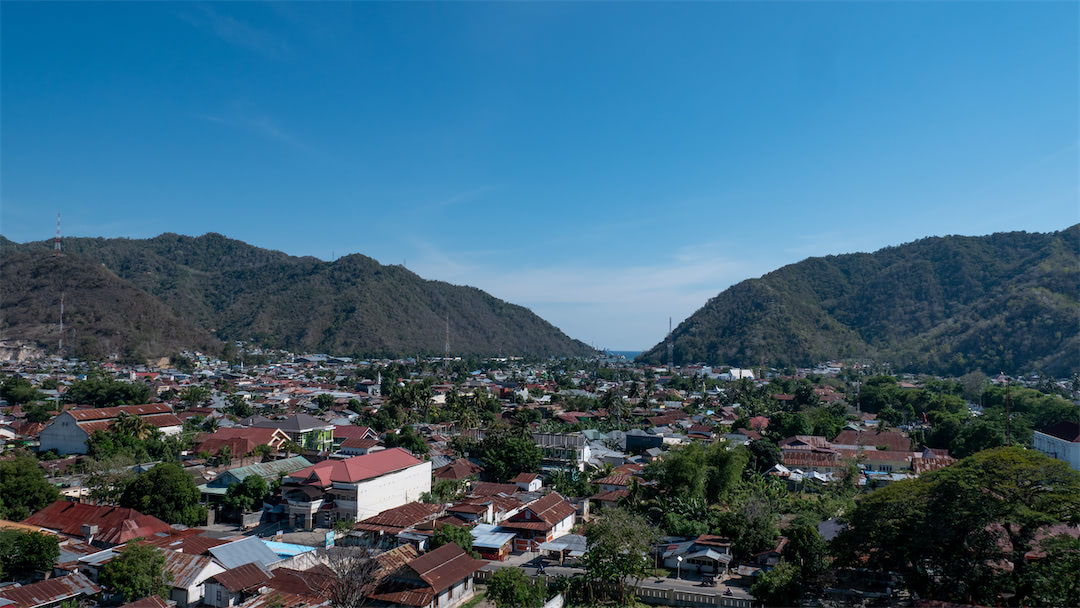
77,413,183,434
210,562,274,593
434,458,482,480
515,492,575,526
0,573,100,608
21,501,172,545
65,404,173,421
255,414,333,433
354,502,442,532
288,448,424,486
406,542,484,593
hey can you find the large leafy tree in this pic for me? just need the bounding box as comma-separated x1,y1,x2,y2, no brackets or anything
430,525,472,554
582,507,657,605
99,543,172,603
645,441,747,505
477,429,541,482
223,475,269,512
64,378,151,407
0,453,59,520
384,426,429,456
0,375,43,405
750,559,803,607
120,463,207,526
0,529,60,580
833,447,1080,606
486,567,545,608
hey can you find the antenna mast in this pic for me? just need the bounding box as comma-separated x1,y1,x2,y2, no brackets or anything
54,213,61,254
666,317,674,370
444,313,450,377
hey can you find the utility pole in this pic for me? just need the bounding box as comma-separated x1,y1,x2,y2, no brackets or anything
444,313,450,379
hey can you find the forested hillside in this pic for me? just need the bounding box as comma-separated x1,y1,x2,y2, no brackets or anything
0,246,222,361
640,226,1079,376
3,233,594,359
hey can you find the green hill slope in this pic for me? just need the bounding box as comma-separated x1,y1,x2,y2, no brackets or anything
0,248,223,361
639,226,1079,376
7,233,594,359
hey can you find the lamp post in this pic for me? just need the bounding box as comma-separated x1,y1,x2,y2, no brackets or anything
677,556,683,580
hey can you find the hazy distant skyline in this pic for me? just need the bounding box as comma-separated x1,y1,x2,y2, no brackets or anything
2,2,1076,350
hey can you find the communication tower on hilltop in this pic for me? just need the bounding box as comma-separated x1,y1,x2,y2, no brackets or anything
667,317,674,370
54,213,62,254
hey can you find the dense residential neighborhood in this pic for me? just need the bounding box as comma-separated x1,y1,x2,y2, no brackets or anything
1,348,1078,608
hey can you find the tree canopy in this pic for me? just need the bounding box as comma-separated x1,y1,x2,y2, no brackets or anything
223,475,269,512
99,543,171,603
486,567,545,608
582,507,658,605
430,525,472,554
833,446,1080,606
0,529,59,581
63,378,151,407
0,454,59,520
120,462,207,526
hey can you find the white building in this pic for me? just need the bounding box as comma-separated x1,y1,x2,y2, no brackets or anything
39,404,182,455
1032,421,1080,471
282,447,432,528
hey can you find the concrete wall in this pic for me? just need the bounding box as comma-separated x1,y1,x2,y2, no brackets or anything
336,460,433,521
1033,431,1080,471
38,413,88,455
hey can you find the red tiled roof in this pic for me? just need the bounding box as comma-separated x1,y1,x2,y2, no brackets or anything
197,427,287,456
781,451,841,468
434,459,482,480
119,596,169,608
407,542,484,593
511,473,538,483
832,429,911,451
66,404,172,421
333,425,377,441
339,438,381,450
469,482,518,497
516,493,575,527
288,448,423,486
22,501,172,545
777,435,828,450
355,502,442,533
593,474,632,487
590,489,629,503
77,413,183,434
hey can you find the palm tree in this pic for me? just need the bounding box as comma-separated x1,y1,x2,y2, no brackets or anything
114,412,152,440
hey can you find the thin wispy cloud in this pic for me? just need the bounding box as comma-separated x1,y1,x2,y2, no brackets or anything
199,110,309,152
179,5,290,59
407,240,771,349
426,185,498,211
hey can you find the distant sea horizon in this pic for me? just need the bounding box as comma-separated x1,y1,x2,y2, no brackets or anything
607,350,643,359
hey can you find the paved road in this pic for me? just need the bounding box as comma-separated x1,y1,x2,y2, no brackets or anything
482,551,753,601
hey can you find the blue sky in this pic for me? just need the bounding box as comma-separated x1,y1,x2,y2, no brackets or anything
2,2,1077,351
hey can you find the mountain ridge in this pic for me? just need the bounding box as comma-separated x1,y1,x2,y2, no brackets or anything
638,226,1080,376
1,233,595,360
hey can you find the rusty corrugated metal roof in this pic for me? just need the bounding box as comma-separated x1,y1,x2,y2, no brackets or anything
0,573,100,608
